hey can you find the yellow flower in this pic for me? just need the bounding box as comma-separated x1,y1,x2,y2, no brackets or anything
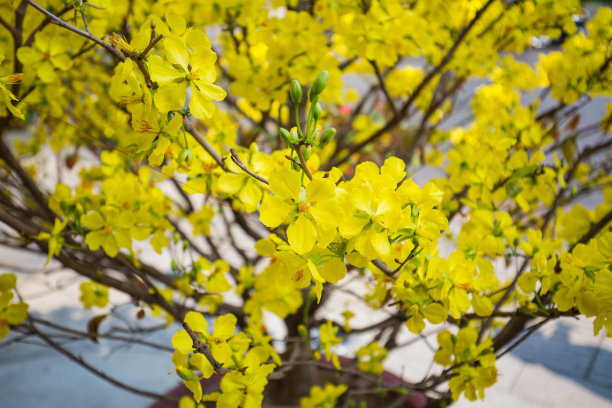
259,168,339,254
300,384,348,408
150,31,226,119
0,274,28,340
0,72,24,119
79,281,109,309
17,34,72,83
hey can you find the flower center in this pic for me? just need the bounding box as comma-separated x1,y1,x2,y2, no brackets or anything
186,68,200,81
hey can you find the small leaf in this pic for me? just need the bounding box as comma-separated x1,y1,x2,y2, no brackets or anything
87,314,108,343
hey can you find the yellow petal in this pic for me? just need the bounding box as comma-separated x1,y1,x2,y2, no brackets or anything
259,194,293,228
189,89,215,120
217,173,244,194
269,168,301,201
371,230,390,258
184,380,202,403
196,82,226,101
37,61,57,83
166,11,187,35
287,215,316,254
317,258,347,283
149,55,185,84
238,180,263,212
213,314,237,339
16,47,41,64
185,311,208,334
422,302,448,324
81,212,105,230
154,82,187,113
305,178,335,203
164,36,190,71
0,273,17,292
172,329,194,354
190,353,214,379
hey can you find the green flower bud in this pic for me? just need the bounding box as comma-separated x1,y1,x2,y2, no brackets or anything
290,79,302,105
319,127,336,146
313,102,322,121
297,324,308,338
176,367,200,382
280,127,298,145
309,70,329,101
178,148,193,166
301,145,312,160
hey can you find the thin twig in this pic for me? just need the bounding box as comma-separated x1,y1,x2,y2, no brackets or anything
26,0,125,61
495,316,553,359
285,154,301,167
0,15,16,36
28,319,174,401
183,322,230,374
183,117,228,171
392,244,419,274
229,148,269,184
295,142,313,180
370,60,397,117
79,2,90,33
372,259,394,277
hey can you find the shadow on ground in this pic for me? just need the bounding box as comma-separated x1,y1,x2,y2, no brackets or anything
511,321,612,400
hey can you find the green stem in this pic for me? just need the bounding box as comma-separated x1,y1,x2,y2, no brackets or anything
295,103,304,138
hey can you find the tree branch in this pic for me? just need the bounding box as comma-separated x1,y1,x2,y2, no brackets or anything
183,117,228,171
26,0,126,61
229,148,269,184
28,319,175,401
183,322,230,374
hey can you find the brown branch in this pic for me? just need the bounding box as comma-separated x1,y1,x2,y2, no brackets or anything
285,154,301,167
571,207,612,251
392,244,419,274
0,15,16,36
371,259,394,277
370,60,397,117
183,117,228,171
295,142,313,180
26,0,126,61
229,147,269,184
182,322,230,374
0,138,55,221
79,3,90,33
28,319,175,401
24,4,73,46
30,316,173,352
495,315,556,359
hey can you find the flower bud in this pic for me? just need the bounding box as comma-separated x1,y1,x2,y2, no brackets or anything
178,148,193,166
290,79,302,105
309,70,329,101
301,145,312,161
280,127,297,145
319,127,336,146
176,367,200,382
297,324,308,338
313,102,322,121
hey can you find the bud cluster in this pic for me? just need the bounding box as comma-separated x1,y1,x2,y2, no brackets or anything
281,72,337,176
